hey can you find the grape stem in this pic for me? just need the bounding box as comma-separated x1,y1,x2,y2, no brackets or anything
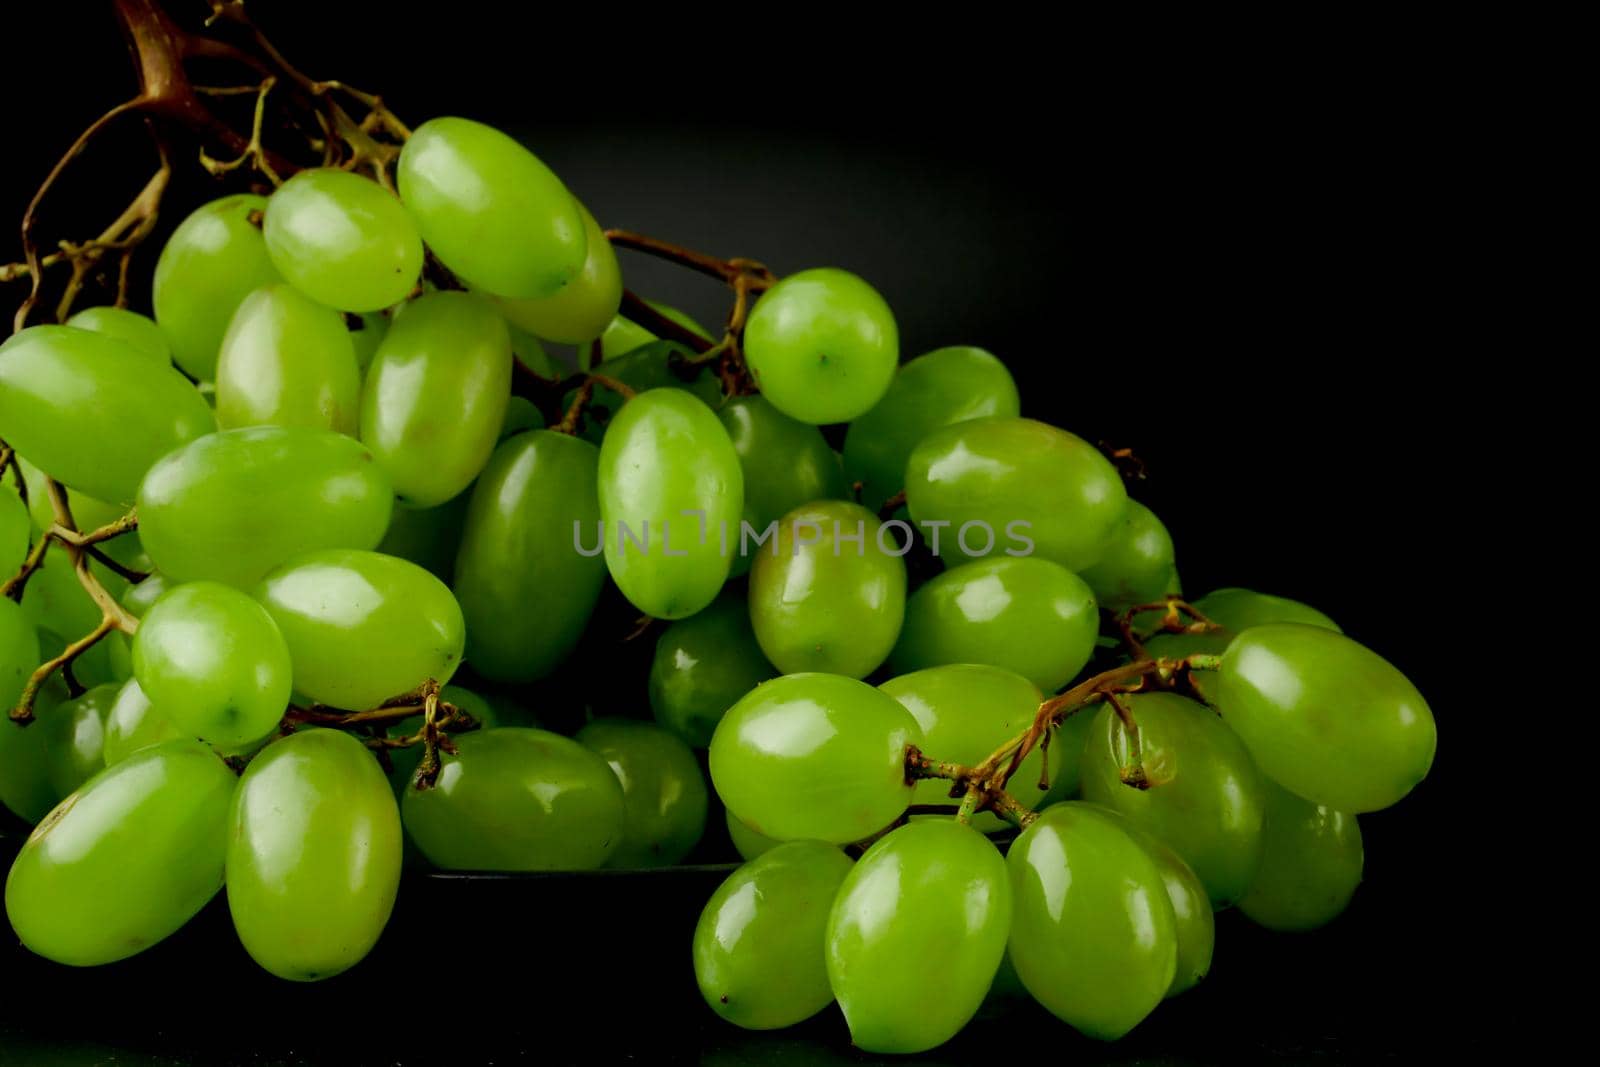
1115,594,1222,661
281,679,483,784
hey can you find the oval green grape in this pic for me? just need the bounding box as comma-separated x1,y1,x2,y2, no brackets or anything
227,728,402,980
1216,623,1436,812
1238,779,1364,931
360,290,511,507
101,678,182,768
1093,809,1215,997
402,727,625,870
648,589,777,748
493,201,621,344
374,493,469,584
576,718,708,868
0,326,215,505
397,117,585,299
1079,500,1177,613
262,168,422,312
215,283,362,434
137,426,393,588
132,581,292,749
0,582,37,712
598,389,743,619
889,556,1099,692
4,739,235,965
718,395,848,535
842,346,1019,510
743,268,897,424
42,683,116,801
105,573,171,683
826,820,1010,1054
709,673,921,844
1195,587,1340,633
65,306,171,365
905,417,1128,572
694,841,854,1030
453,430,606,682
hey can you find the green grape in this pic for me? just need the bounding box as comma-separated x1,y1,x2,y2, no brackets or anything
717,395,849,547
360,290,512,508
101,678,181,767
1007,802,1177,1039
694,841,854,1030
105,573,171,682
255,549,465,711
1215,623,1436,812
743,268,897,424
5,739,235,965
725,808,784,861
566,340,723,442
889,557,1098,692
576,718,709,868
348,311,388,374
0,483,28,576
14,455,147,573
42,683,116,800
600,302,711,362
826,820,1010,1054
842,346,1020,510
1238,779,1364,931
1038,706,1100,805
215,283,362,434
493,201,621,344
0,587,37,712
137,426,393,589
748,501,906,677
402,727,625,870
709,673,922,844
1093,810,1215,997
375,493,469,583
1195,587,1341,633
499,395,545,440
1079,500,1177,613
508,323,558,378
64,306,171,365
262,168,423,312
1079,692,1266,907
21,553,126,689
880,665,1055,832
0,719,54,824
152,194,281,381
453,431,606,682
384,684,500,793
597,390,743,619
648,589,777,748
397,116,586,299
132,581,292,749
227,728,402,981
0,326,215,505
905,417,1128,572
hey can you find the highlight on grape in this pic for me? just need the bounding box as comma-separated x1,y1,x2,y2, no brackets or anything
0,1,1438,1058
572,515,1037,559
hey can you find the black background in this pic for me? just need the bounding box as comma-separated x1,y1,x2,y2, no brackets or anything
2,4,1497,1064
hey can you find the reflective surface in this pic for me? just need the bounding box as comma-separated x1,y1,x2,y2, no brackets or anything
215,283,362,434
262,168,422,312
576,718,709,868
648,589,777,748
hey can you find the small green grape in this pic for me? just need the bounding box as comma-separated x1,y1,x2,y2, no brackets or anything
1079,500,1177,613
576,718,709,868
1238,779,1364,931
101,678,182,768
65,306,171,365
648,590,777,748
493,201,621,344
263,168,423,312
215,283,362,434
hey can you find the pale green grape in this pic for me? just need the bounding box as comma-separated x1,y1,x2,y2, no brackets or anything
1238,779,1364,931
42,683,115,800
826,820,1010,1054
1079,692,1266,907
1095,809,1215,996
905,417,1128,572
215,283,362,434
576,718,708,868
227,728,402,981
842,346,1020,510
132,581,292,749
0,591,36,713
648,589,777,748
743,268,898,424
137,426,393,589
64,306,171,365
401,727,625,870
493,201,621,343
397,116,585,299
360,290,511,508
880,665,1054,832
1079,500,1177,613
4,739,235,965
105,573,171,682
262,168,422,312
1216,623,1436,812
709,673,922,844
0,326,215,505
694,841,854,1030
889,557,1099,692
1007,802,1177,1039
597,390,743,619
725,809,783,861
717,395,849,571
600,302,711,362
453,431,606,682
255,549,464,711
101,678,181,767
152,194,281,380
0,483,28,576
748,501,906,677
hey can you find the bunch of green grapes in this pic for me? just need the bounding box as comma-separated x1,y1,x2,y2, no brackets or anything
0,100,1434,1057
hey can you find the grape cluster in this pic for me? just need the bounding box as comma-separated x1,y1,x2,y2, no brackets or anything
0,108,1436,1054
